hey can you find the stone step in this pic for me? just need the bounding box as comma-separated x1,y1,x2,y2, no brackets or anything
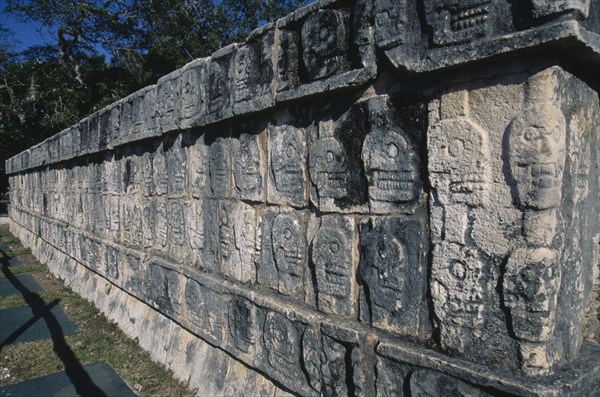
0,304,77,347
0,361,136,397
0,274,42,297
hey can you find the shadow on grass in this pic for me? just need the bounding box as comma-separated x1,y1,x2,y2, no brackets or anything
0,247,107,396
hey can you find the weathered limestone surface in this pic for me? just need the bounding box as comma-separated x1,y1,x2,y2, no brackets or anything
6,0,600,396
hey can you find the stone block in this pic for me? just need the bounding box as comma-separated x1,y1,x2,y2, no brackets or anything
267,124,308,208
157,69,181,133
145,259,182,319
232,132,266,202
165,134,188,198
179,58,207,130
203,45,236,125
311,215,355,317
218,200,257,284
257,207,309,300
189,136,210,198
233,26,275,115
208,136,231,199
358,215,429,337
183,274,224,346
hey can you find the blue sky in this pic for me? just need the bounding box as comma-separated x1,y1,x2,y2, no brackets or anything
0,2,53,52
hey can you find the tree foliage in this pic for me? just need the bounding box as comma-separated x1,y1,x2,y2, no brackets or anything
0,0,306,192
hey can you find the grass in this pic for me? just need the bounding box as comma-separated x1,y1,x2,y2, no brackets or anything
0,225,195,396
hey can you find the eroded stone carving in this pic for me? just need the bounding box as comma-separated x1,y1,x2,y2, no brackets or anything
504,247,560,372
185,278,223,344
503,69,567,374
272,212,306,296
147,261,181,317
207,59,228,115
228,297,257,353
158,76,178,132
301,9,349,81
424,0,493,47
153,145,168,196
359,218,426,335
362,129,418,204
322,335,349,397
190,139,210,198
155,200,168,249
166,136,187,198
269,125,307,207
313,216,354,316
209,138,231,198
233,134,263,200
429,93,491,207
263,311,300,375
141,151,154,196
180,64,203,124
431,242,486,353
507,102,566,212
219,201,256,283
309,137,347,199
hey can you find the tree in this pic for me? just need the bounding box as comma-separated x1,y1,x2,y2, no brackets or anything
1,0,307,196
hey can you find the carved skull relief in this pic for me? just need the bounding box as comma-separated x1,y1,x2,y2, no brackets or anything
309,137,348,199
360,226,408,310
301,9,348,81
228,297,257,353
263,312,299,374
313,220,353,316
272,212,305,295
504,247,560,343
208,61,226,113
429,117,491,207
233,134,262,197
362,130,418,203
271,126,306,198
508,103,566,210
209,138,230,198
181,67,201,120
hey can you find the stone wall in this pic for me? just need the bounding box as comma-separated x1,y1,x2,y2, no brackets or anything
6,1,600,395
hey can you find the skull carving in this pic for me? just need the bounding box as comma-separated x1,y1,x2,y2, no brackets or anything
208,61,226,113
309,137,348,199
271,126,306,198
233,134,262,197
362,130,418,203
235,46,253,101
181,67,201,121
508,103,566,210
301,9,348,81
504,247,560,343
360,226,408,308
263,312,298,374
429,117,491,207
272,212,305,295
313,220,353,315
209,138,230,198
424,0,493,47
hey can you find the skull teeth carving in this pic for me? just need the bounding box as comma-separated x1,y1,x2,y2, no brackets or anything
450,6,489,32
